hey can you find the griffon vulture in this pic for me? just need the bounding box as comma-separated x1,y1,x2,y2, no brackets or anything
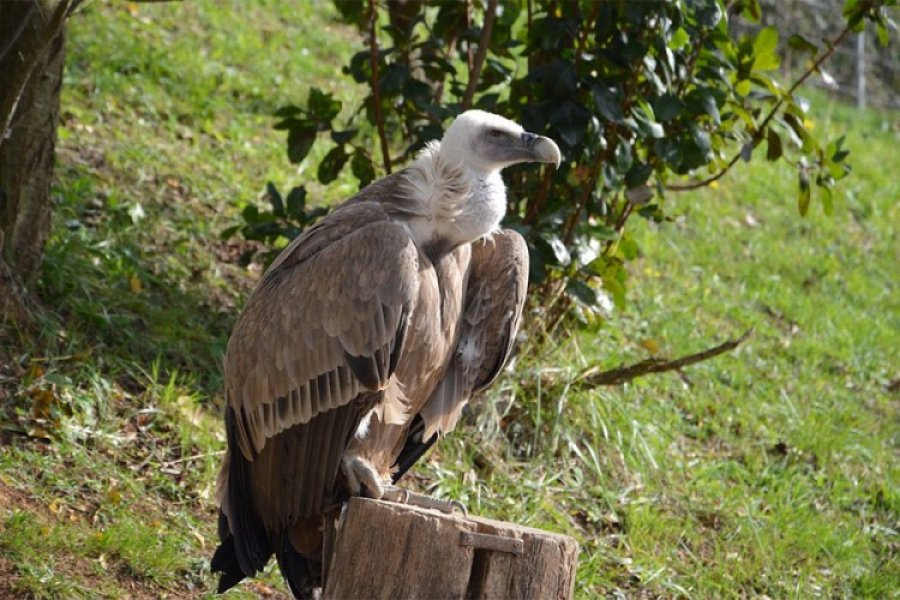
212,110,561,597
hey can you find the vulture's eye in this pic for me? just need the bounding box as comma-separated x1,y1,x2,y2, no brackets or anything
489,129,503,138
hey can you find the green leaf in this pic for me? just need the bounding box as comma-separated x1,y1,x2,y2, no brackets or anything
752,27,780,71
668,27,690,50
798,171,811,217
653,94,684,121
615,141,633,172
625,163,653,188
273,104,304,118
351,150,376,187
266,182,284,217
331,130,357,144
753,26,779,55
333,0,366,27
241,204,260,224
742,0,762,22
695,2,723,28
220,225,240,240
566,279,598,306
788,34,818,55
379,64,410,95
766,128,783,161
307,88,341,123
817,177,834,216
876,20,890,47
783,113,814,152
618,234,639,260
287,126,317,164
550,101,590,147
548,236,571,267
625,184,653,205
286,186,307,219
600,268,627,311
592,85,623,123
317,146,349,184
842,0,860,18
634,106,665,138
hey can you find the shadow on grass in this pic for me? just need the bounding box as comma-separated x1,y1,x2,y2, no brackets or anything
30,160,242,401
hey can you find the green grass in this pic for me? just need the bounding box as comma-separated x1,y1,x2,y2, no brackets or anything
1,1,898,598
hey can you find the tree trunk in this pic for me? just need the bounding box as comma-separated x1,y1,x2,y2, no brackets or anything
0,1,69,333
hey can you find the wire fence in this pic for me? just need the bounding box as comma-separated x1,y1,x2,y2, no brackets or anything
731,0,899,110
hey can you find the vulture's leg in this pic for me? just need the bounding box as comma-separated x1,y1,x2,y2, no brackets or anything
341,454,387,499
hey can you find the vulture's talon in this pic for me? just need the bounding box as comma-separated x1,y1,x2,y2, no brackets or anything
381,486,467,516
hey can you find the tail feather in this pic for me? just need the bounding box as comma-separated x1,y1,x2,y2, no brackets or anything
275,532,322,599
210,532,246,593
211,407,274,591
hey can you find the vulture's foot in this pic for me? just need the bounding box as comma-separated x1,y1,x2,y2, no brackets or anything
380,486,468,517
342,455,466,516
341,455,387,499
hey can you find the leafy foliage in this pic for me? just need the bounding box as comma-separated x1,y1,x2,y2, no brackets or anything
232,0,895,333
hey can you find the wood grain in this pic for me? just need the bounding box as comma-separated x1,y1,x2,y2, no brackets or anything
322,497,577,600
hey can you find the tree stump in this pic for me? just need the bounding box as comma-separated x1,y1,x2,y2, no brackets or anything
322,497,578,600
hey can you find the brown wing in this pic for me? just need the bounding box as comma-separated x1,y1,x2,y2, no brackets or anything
225,202,420,461
418,229,529,438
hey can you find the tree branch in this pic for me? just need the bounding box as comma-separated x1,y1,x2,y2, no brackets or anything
367,0,392,174
667,23,855,192
461,0,498,111
577,328,753,387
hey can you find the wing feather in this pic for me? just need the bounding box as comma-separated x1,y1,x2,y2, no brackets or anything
225,203,420,459
418,229,528,439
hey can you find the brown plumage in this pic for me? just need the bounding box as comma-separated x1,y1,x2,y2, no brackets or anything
212,111,560,597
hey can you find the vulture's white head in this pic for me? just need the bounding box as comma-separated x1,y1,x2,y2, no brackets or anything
440,110,561,175
403,110,560,251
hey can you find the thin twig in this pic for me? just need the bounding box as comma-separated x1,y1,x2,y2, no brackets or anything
462,0,498,111
159,450,226,468
612,200,632,233
578,328,754,387
465,0,474,73
667,23,855,192
367,0,392,174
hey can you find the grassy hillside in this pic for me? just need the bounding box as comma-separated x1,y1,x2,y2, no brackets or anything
1,2,897,598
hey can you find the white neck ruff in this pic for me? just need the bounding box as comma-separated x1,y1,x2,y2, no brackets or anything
400,142,506,250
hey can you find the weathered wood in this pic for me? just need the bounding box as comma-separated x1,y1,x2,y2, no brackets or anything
322,497,577,600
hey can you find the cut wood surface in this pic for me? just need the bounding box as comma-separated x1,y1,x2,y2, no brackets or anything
323,497,578,600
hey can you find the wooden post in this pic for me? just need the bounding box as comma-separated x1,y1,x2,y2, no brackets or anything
322,497,578,600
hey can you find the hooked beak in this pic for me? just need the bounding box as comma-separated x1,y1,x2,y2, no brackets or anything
520,132,562,168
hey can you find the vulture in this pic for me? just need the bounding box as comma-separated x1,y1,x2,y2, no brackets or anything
211,110,561,597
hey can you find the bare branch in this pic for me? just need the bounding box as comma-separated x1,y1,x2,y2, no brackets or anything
577,328,753,387
367,0,392,174
461,0,498,111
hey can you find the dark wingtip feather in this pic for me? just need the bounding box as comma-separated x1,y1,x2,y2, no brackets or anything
391,414,438,483
211,535,246,594
275,533,321,600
